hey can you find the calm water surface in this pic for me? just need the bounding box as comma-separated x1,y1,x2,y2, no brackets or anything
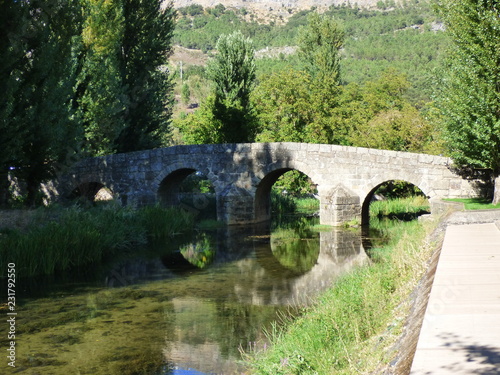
8,217,372,374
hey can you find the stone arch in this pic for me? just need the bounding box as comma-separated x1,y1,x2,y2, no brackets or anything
69,181,114,202
254,166,317,222
157,167,216,207
361,179,430,225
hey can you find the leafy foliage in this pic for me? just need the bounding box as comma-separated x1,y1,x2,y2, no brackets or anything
0,0,83,205
298,12,344,88
78,0,126,156
434,0,500,175
115,0,176,152
0,0,176,205
253,69,315,142
78,0,176,155
204,31,257,143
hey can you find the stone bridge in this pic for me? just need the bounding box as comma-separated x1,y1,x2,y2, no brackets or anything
49,142,481,225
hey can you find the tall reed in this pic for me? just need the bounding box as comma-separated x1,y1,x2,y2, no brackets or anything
0,205,194,277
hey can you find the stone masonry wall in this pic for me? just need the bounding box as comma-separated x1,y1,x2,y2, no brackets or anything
52,143,482,225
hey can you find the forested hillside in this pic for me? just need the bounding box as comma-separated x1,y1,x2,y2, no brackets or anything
171,1,449,153
171,1,448,106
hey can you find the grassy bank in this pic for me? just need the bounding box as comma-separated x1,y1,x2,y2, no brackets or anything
0,204,194,278
370,195,430,219
444,197,500,210
271,191,320,215
247,200,438,374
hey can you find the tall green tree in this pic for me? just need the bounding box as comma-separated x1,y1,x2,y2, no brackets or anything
0,0,82,205
0,0,26,205
298,12,346,143
115,0,176,152
298,12,345,91
434,0,500,201
78,0,126,156
77,0,176,155
206,31,256,143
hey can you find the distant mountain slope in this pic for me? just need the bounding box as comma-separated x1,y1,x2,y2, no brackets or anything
172,0,392,13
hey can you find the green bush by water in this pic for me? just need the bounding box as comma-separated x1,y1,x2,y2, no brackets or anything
0,205,194,277
271,190,319,215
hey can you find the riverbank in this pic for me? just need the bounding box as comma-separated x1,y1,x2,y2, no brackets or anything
246,203,500,374
387,208,500,374
247,212,440,374
0,205,194,278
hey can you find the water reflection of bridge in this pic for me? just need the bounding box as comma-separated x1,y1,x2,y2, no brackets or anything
234,227,368,306
104,223,369,306
103,222,369,375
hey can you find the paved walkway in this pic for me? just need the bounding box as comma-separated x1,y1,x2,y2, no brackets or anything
410,223,500,374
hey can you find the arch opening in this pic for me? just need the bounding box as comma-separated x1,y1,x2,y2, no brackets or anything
361,180,430,226
255,169,318,222
69,182,114,203
158,169,216,219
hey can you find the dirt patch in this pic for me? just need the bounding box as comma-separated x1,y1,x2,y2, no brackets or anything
170,46,209,67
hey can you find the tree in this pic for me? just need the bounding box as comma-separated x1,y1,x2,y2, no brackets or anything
77,0,176,155
0,0,26,205
176,95,224,144
297,12,345,91
434,0,500,202
297,12,346,144
78,0,126,156
329,70,422,150
0,0,82,205
252,69,315,143
205,31,256,143
115,0,176,152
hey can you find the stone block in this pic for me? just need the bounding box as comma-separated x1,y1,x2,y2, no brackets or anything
319,144,332,153
307,143,320,152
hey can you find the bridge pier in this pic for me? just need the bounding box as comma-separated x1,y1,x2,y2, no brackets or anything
217,185,255,225
320,185,362,226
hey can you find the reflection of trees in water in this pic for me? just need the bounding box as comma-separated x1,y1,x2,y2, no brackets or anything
270,226,320,273
180,233,215,268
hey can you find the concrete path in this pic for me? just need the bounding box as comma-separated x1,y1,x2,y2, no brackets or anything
410,223,500,374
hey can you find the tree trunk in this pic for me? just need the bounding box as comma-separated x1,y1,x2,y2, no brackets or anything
0,172,10,207
493,175,500,205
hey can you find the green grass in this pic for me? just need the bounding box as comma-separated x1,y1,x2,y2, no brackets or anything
271,191,320,216
370,196,430,219
246,215,438,374
0,204,194,278
443,197,500,210
295,198,320,213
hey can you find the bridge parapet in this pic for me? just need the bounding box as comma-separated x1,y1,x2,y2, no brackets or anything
52,143,484,225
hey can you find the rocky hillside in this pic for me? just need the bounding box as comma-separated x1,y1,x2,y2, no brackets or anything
172,0,394,13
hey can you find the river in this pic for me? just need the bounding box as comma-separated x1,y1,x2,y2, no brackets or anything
5,215,377,374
